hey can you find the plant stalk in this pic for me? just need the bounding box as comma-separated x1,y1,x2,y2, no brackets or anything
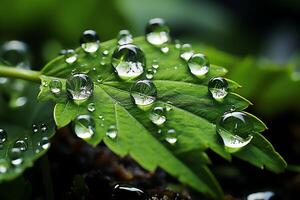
0,65,41,83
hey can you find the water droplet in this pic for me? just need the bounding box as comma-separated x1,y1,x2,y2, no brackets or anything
165,129,177,145
39,137,50,150
32,124,38,133
180,44,194,61
112,184,148,200
0,40,30,68
149,106,166,125
146,68,154,79
74,115,95,139
9,148,23,166
42,80,48,87
217,111,254,153
165,102,173,112
145,18,170,46
13,139,27,152
188,53,209,78
160,45,169,53
49,79,62,95
111,44,145,80
0,162,8,173
117,30,133,45
208,77,229,101
41,123,48,132
106,125,118,139
247,191,274,200
130,80,157,109
80,30,100,53
152,60,159,69
0,129,7,144
66,73,94,102
12,96,27,107
64,49,78,64
175,40,181,49
102,50,109,56
87,103,96,112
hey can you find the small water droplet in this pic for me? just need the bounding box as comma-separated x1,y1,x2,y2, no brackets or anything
145,18,170,46
165,102,173,112
74,115,95,139
102,50,109,56
165,129,177,145
188,53,209,78
64,49,78,64
112,184,148,200
80,30,100,53
39,137,50,150
13,139,28,152
208,77,229,101
41,123,47,132
42,80,48,87
66,73,94,102
217,111,254,153
174,40,181,49
0,40,30,68
247,191,274,200
149,106,166,125
130,80,157,109
0,129,7,144
49,79,62,95
9,148,23,166
106,125,118,139
111,44,145,80
32,124,38,133
87,103,96,112
152,60,159,69
180,44,194,61
146,68,154,79
160,45,169,53
0,162,8,173
117,30,133,45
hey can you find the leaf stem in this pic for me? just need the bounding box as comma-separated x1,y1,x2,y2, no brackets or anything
0,65,41,83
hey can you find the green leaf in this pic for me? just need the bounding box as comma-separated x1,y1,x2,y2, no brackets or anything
0,82,55,182
38,36,286,198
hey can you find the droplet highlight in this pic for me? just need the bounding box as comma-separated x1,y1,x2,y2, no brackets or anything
106,125,118,139
130,80,157,109
66,73,94,102
64,49,78,64
49,79,62,95
165,129,177,145
0,129,7,144
208,77,229,101
80,30,100,53
74,115,95,140
180,44,194,61
149,106,166,125
117,30,133,45
145,18,170,46
188,53,209,78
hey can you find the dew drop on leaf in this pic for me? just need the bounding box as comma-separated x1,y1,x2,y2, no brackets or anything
41,123,48,133
9,148,24,166
111,44,145,80
80,30,100,53
165,129,178,145
217,111,254,153
63,49,78,64
180,43,194,61
87,103,96,112
0,40,30,68
188,53,210,78
39,137,50,150
66,73,94,102
102,50,109,56
13,139,28,152
208,77,229,101
146,68,154,79
149,106,166,125
152,60,159,69
145,18,170,46
130,80,157,109
160,45,169,53
0,129,7,144
117,30,133,46
32,124,38,133
106,125,118,139
49,79,62,95
74,115,95,140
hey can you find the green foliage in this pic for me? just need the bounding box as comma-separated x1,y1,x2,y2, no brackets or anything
37,37,286,198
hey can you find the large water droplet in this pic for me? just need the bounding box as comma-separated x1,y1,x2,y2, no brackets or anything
49,79,62,95
165,129,177,145
39,137,51,150
117,30,133,45
80,30,100,53
13,139,28,152
149,106,166,125
106,125,118,139
111,44,145,80
208,77,229,101
0,40,30,68
180,44,194,61
217,111,254,153
0,129,7,144
188,53,209,78
66,73,94,102
87,103,96,112
130,80,157,109
64,49,78,64
112,184,149,200
145,18,170,46
9,148,23,166
74,115,95,139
